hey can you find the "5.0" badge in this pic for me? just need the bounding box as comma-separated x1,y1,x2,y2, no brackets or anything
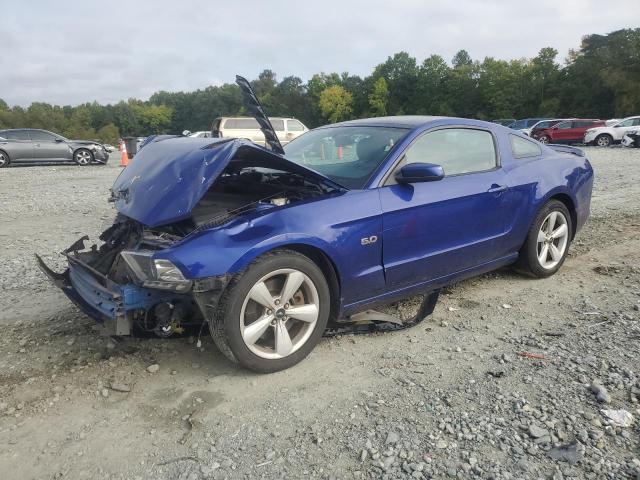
361,235,378,246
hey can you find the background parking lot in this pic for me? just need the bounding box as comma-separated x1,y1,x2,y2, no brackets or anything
0,148,639,479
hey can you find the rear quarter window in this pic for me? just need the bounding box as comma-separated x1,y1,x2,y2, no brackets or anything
510,135,541,158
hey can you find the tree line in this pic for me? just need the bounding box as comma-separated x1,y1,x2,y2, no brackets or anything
0,28,638,145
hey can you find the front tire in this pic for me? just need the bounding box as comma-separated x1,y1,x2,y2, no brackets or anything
538,135,550,144
516,200,572,278
73,148,93,165
595,134,612,147
0,150,10,167
210,250,330,373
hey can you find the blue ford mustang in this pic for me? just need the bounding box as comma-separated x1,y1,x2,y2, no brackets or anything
38,111,593,372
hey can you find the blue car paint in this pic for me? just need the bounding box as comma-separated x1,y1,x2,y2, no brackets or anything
148,117,592,315
62,116,593,323
111,136,341,228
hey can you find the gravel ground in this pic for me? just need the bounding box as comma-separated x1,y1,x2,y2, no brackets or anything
0,148,639,480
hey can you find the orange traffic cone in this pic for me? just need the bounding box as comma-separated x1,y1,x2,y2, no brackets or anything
120,141,128,167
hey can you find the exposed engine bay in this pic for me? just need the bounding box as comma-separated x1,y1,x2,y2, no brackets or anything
168,162,335,235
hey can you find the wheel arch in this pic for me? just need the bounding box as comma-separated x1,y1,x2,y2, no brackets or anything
547,192,577,240
0,148,10,166
281,243,341,322
235,242,342,323
73,147,94,161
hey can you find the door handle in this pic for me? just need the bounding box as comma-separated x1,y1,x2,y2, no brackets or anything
488,184,508,194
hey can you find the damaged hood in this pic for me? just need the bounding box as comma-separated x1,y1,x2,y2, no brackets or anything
111,136,340,227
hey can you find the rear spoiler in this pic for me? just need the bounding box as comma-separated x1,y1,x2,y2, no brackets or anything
547,144,585,157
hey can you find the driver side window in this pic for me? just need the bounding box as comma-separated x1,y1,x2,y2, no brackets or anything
401,128,497,177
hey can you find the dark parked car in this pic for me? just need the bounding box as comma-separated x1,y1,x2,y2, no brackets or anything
37,77,594,373
492,118,516,126
0,128,109,167
535,119,604,144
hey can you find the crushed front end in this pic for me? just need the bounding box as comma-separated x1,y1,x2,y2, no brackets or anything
36,135,342,338
36,217,225,337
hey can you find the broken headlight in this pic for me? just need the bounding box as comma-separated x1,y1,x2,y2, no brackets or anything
120,250,192,292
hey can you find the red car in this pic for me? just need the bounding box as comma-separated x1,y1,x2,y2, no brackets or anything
535,119,604,144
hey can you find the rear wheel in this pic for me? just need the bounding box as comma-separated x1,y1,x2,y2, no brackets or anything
516,200,572,278
210,250,330,373
74,148,93,165
538,135,550,144
0,150,9,167
595,134,612,147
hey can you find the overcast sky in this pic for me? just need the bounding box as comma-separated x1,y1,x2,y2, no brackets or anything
1,0,638,107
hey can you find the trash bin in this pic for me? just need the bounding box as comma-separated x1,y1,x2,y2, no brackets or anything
122,137,138,159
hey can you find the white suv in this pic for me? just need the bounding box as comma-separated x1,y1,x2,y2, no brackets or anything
583,116,640,147
212,117,308,146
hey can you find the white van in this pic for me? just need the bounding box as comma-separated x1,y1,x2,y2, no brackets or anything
211,117,308,146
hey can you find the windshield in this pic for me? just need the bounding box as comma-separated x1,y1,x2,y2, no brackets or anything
283,126,409,189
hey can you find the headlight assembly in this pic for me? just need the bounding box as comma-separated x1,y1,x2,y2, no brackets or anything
120,251,192,292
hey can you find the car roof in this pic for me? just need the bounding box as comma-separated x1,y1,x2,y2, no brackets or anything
324,115,448,129
217,116,299,120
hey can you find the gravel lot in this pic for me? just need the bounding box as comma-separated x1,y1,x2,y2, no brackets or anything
1,148,639,480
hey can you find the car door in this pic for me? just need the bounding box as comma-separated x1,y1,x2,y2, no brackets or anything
569,121,594,142
1,130,35,161
552,121,574,142
30,130,70,161
379,126,512,289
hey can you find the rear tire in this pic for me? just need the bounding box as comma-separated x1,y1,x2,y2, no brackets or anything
595,134,612,147
210,249,330,373
73,148,93,165
0,150,10,167
515,200,572,278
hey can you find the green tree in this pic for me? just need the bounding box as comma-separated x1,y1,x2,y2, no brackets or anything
371,52,418,114
97,123,120,145
416,55,452,115
368,77,388,116
318,85,353,123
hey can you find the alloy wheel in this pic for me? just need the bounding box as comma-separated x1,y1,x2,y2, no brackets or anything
75,150,91,165
596,135,611,147
538,135,549,144
536,211,569,269
240,268,320,359
0,152,7,167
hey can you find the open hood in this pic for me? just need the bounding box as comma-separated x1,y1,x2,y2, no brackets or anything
110,136,341,227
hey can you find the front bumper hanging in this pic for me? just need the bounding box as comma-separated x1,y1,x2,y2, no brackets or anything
36,253,194,335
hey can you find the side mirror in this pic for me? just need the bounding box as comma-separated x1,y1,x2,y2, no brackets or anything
54,138,64,143
395,162,444,184
182,130,191,137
